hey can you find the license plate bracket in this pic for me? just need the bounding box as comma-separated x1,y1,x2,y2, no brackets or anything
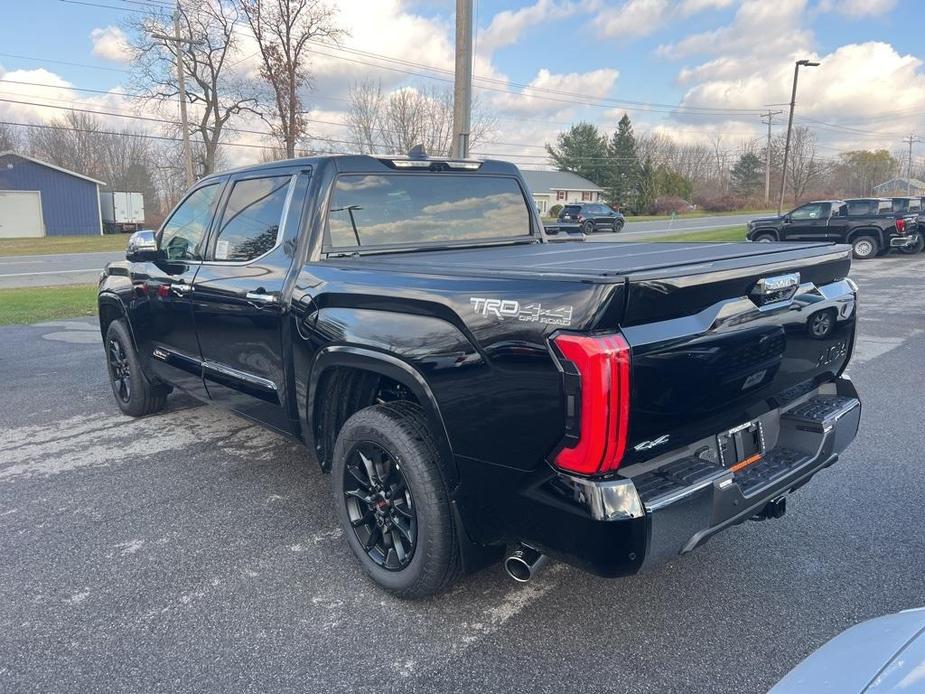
717,420,765,469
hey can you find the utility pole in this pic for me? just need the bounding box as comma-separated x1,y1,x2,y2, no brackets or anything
760,109,783,205
903,133,920,194
451,0,473,159
152,2,195,187
777,59,820,215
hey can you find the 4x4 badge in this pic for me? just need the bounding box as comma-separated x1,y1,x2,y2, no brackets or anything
634,434,670,452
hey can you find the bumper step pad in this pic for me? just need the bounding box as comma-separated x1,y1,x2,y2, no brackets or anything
633,395,860,506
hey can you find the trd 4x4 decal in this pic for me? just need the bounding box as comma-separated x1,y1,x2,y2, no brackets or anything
469,297,573,326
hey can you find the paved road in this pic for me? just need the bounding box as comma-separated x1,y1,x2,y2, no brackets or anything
1,255,923,693
0,251,122,288
619,212,757,238
0,214,762,289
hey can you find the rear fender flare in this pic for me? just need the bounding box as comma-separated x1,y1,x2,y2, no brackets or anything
307,345,458,490
846,227,885,246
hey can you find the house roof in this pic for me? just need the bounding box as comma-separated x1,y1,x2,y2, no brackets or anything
873,176,925,191
520,169,603,194
0,151,106,186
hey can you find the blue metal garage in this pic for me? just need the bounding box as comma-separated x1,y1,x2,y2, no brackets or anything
0,151,104,237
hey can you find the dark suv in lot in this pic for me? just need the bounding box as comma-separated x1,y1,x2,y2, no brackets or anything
558,203,624,233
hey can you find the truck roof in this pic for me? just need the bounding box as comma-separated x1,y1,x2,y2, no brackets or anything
200,154,521,182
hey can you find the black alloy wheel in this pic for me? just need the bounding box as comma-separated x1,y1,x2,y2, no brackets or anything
612,219,624,232
103,319,168,417
342,441,417,571
581,220,594,234
108,337,132,403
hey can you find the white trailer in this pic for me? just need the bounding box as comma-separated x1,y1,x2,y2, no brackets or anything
99,191,145,233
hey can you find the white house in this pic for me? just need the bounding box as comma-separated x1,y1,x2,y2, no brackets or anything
872,177,925,196
519,170,605,215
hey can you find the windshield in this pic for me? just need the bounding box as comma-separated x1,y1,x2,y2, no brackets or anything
326,174,532,249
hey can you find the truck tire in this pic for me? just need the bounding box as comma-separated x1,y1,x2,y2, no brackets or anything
331,402,461,599
752,233,776,243
581,220,595,234
900,234,925,254
851,235,879,259
104,319,168,417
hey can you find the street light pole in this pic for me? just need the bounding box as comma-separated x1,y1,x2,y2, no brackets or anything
777,59,819,215
451,0,473,159
152,2,195,187
760,109,782,205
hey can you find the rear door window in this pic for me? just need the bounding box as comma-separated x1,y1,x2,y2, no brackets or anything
211,175,293,262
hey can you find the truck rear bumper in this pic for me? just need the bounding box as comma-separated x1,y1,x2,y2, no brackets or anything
536,378,860,577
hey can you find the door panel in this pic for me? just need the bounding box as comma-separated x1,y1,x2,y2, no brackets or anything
133,181,224,397
781,202,830,241
192,171,307,434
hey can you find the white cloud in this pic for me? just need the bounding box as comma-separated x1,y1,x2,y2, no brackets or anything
818,0,897,17
489,67,619,114
479,0,586,53
90,26,132,64
595,0,736,39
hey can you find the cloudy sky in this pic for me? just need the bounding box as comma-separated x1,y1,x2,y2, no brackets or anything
0,0,921,170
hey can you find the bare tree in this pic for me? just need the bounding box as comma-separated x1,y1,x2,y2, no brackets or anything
239,0,344,158
130,0,260,176
775,126,823,201
347,80,494,156
0,123,21,151
29,112,109,179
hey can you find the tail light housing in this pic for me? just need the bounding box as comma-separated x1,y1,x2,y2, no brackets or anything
896,218,907,234
550,333,631,476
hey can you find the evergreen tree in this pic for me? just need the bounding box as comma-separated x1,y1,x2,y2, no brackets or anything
607,114,641,208
730,152,764,196
545,122,608,186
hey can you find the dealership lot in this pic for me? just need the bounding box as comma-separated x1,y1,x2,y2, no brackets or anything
1,255,924,693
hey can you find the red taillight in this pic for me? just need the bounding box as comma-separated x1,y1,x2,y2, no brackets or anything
896,218,907,234
576,214,584,221
551,333,631,476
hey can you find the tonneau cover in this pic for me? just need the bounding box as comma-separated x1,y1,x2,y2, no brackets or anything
333,241,846,281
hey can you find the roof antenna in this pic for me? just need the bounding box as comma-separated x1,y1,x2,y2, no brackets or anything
408,144,428,160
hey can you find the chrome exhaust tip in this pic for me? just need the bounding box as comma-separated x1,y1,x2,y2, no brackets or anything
504,544,548,583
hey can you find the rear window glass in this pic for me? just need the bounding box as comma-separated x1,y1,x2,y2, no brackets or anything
327,174,531,249
846,200,877,216
562,205,581,214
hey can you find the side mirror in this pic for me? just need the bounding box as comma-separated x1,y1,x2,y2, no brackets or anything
125,230,161,262
782,215,791,223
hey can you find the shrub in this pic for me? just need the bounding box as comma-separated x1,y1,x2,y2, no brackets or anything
693,193,745,212
548,204,563,218
650,196,691,216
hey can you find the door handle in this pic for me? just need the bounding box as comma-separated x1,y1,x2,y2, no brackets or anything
245,290,278,304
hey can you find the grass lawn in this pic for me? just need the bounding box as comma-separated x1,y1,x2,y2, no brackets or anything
0,235,129,257
625,209,772,223
0,284,98,325
654,225,748,243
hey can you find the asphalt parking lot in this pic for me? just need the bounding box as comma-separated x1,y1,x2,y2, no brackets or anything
1,254,924,693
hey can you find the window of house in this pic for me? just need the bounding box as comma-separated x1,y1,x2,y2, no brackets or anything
581,191,592,201
556,190,566,201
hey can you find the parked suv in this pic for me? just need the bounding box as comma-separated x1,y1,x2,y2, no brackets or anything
747,199,920,259
558,203,624,233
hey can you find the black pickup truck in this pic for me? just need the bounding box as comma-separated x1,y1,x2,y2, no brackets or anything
98,154,861,598
746,198,921,258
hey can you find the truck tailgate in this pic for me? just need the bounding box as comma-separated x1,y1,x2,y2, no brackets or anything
618,244,856,465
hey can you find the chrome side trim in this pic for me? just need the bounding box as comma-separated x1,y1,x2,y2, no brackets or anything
202,360,278,391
